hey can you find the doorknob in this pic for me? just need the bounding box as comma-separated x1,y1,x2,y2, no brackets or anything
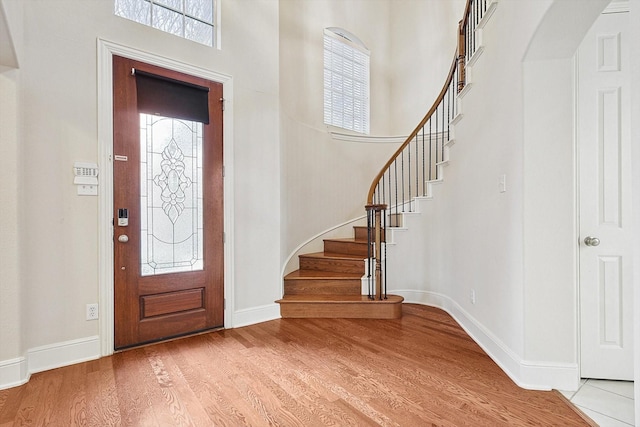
118,235,129,243
584,236,600,247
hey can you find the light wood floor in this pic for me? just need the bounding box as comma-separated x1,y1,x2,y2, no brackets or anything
0,304,594,426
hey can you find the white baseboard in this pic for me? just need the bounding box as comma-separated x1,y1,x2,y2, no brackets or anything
28,335,101,375
0,335,100,390
0,357,29,389
233,303,281,328
395,289,579,391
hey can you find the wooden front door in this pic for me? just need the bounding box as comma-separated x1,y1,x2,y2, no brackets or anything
113,55,224,349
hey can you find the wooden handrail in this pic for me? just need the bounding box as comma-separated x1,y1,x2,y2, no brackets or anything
365,0,486,206
366,53,459,205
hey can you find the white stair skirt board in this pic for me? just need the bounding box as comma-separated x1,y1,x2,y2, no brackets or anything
477,0,499,30
467,43,485,68
394,290,580,392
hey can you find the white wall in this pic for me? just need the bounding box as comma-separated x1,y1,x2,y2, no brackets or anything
279,0,464,268
0,0,22,374
389,0,465,132
0,68,21,364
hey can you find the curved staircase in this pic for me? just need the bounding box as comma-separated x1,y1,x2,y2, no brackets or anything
277,0,497,321
276,226,403,319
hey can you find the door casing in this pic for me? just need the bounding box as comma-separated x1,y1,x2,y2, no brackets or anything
97,40,235,356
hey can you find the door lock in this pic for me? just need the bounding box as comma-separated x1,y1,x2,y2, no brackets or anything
118,208,129,226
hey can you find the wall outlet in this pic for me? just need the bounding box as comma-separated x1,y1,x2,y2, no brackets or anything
86,303,99,320
470,290,476,305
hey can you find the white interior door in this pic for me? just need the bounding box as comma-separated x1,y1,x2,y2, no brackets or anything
578,10,633,381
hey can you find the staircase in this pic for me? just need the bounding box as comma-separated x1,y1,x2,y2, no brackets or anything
276,226,403,319
277,0,496,320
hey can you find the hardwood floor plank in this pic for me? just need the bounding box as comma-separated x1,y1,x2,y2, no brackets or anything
233,327,364,426
112,348,162,426
86,357,121,427
8,373,44,426
30,369,65,426
0,375,29,424
165,336,255,426
0,304,592,426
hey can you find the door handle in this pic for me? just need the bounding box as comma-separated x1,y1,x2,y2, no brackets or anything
584,236,600,247
118,235,129,243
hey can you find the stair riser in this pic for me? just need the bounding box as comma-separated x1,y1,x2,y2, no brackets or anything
323,240,369,257
299,257,364,274
353,226,386,242
280,301,402,319
284,279,361,296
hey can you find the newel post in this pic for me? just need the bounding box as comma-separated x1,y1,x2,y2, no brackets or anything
457,19,466,93
365,203,386,300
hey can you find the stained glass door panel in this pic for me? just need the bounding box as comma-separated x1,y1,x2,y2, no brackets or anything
140,114,204,276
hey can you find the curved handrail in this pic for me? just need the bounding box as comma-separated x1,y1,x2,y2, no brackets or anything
366,0,491,206
366,53,459,205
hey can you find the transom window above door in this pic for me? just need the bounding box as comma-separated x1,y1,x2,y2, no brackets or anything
115,0,216,47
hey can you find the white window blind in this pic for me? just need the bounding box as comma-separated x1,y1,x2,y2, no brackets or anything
115,0,215,47
323,29,370,134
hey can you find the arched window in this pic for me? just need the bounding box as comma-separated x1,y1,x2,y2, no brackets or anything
323,27,370,134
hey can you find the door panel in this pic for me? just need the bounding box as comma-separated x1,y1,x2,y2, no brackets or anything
578,11,633,380
113,56,224,349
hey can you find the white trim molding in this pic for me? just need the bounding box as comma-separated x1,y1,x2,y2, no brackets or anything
97,39,236,357
233,303,281,328
0,357,28,390
329,131,407,144
28,336,101,375
603,0,629,14
395,289,580,392
0,336,101,390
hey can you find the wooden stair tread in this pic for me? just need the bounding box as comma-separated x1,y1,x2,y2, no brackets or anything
284,270,363,280
277,294,404,304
